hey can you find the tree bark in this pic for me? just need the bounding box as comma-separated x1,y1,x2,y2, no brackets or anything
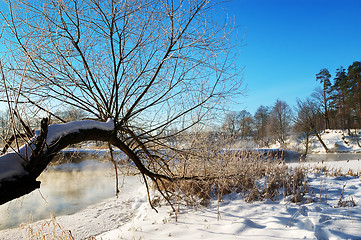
314,131,329,153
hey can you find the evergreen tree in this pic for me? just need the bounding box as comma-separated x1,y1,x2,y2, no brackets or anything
316,68,332,129
333,66,351,130
348,61,361,126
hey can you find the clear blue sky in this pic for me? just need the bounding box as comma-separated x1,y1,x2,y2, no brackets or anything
223,0,361,114
0,1,360,115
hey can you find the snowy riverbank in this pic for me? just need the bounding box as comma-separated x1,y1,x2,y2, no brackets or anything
1,159,361,240
289,129,361,154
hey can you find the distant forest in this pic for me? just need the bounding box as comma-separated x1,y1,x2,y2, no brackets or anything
221,61,361,150
312,61,361,130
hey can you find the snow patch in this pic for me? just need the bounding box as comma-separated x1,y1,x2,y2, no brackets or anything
43,118,114,145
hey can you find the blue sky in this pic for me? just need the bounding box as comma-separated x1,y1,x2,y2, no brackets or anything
0,1,360,115
223,0,361,114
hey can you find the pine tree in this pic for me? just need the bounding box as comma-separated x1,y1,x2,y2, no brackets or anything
333,66,351,130
316,68,332,129
348,61,361,127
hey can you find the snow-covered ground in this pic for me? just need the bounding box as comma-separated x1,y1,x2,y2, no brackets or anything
98,169,361,240
2,127,361,239
308,129,361,153
1,160,361,240
271,129,361,154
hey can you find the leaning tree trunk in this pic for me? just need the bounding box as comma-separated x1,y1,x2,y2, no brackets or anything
0,118,170,205
0,118,114,205
314,131,329,153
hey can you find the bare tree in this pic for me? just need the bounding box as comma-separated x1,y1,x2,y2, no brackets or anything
221,110,253,141
222,111,242,139
238,110,253,140
57,107,87,122
268,100,292,146
0,0,243,205
295,98,329,153
0,111,9,141
253,105,270,146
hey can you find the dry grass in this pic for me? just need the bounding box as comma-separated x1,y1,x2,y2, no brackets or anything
154,132,308,206
335,183,357,208
154,144,361,209
23,213,75,240
23,213,100,240
310,164,360,178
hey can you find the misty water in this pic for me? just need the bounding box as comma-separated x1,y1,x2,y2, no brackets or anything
1,150,361,231
0,153,122,230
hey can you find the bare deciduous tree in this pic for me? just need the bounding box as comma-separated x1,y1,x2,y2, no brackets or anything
253,105,270,146
222,110,253,141
238,110,253,140
295,98,329,153
222,111,241,139
0,0,243,205
268,100,292,146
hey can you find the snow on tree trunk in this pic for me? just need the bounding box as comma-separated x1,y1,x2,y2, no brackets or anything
0,118,114,205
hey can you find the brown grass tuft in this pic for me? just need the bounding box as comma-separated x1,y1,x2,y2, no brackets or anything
23,213,75,240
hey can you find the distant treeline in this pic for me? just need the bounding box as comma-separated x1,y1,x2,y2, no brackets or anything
220,61,361,151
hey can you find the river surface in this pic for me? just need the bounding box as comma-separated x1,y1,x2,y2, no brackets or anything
0,157,122,230
305,153,361,162
2,150,361,231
